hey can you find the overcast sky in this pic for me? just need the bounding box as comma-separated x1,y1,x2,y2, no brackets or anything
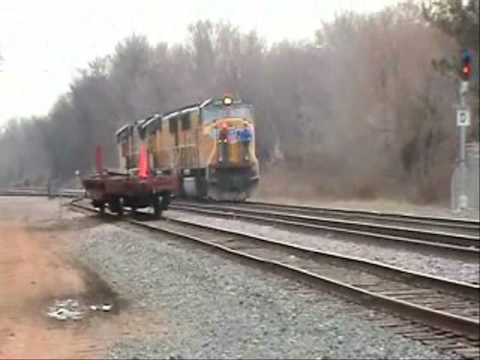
0,0,398,125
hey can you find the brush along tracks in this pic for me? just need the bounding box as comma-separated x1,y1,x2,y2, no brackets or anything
170,201,480,261
71,200,479,358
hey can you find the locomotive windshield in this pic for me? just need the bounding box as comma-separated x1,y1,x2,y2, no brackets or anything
201,104,254,123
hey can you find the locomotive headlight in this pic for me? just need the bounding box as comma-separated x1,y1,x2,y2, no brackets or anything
223,96,233,106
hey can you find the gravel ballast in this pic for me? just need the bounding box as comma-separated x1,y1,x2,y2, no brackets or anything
166,210,480,284
75,221,455,359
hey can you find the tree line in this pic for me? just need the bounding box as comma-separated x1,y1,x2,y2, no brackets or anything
0,0,478,202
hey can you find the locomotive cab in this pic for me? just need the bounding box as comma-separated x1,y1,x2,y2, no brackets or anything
202,96,259,200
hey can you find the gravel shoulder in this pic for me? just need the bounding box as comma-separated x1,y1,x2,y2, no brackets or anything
74,217,456,359
166,210,480,285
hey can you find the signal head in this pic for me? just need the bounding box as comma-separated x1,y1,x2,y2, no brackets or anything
461,49,472,81
462,49,471,63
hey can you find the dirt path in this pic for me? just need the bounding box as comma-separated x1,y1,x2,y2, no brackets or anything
0,221,97,358
0,198,130,359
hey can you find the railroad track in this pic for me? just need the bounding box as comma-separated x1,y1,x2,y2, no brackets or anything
1,189,479,259
72,200,480,359
170,201,480,261
247,200,480,236
0,188,82,198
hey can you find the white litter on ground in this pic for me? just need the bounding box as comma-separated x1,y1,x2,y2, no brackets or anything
90,303,113,312
47,299,84,321
101,303,113,312
48,299,114,321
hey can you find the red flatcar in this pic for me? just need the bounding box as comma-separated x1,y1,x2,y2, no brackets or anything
82,144,178,217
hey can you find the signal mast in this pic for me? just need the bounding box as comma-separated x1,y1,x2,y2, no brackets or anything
453,49,473,211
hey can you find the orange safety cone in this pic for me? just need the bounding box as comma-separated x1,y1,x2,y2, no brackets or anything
138,144,149,179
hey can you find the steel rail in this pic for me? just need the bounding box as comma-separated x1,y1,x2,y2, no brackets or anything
174,201,480,243
245,200,480,234
169,202,480,261
0,189,83,198
2,188,478,257
72,201,479,341
2,187,478,234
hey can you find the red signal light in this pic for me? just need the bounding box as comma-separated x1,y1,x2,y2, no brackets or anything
461,50,472,81
461,64,472,81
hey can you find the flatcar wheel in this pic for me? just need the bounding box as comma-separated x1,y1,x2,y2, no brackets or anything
160,192,171,209
109,197,124,216
117,197,124,216
152,196,161,218
117,206,124,216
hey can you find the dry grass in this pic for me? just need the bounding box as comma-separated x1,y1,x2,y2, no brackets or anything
255,161,453,213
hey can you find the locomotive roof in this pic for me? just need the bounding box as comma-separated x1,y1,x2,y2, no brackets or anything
115,123,132,137
140,113,161,129
200,97,245,108
162,103,199,119
138,104,200,134
116,96,249,136
159,96,246,118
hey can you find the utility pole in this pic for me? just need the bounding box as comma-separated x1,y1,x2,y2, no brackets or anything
453,49,472,211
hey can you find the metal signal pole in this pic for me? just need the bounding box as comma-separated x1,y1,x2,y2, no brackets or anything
456,81,470,210
453,49,473,211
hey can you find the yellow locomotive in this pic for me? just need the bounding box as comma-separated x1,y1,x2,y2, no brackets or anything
116,95,259,201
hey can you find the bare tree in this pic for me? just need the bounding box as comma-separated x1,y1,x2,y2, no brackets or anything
0,2,467,202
